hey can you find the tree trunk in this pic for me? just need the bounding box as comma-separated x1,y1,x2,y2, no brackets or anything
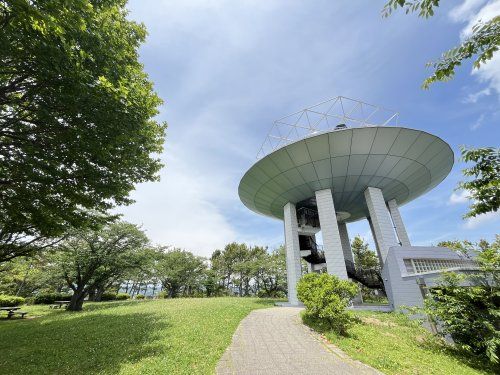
94,285,105,302
88,287,96,301
124,280,130,294
244,277,250,296
68,287,87,311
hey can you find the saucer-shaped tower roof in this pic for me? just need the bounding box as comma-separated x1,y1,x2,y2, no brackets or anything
238,97,453,222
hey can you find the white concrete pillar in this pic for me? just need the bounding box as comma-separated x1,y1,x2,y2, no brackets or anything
367,217,381,256
364,187,399,264
387,199,411,247
283,202,302,305
315,189,348,279
338,222,354,264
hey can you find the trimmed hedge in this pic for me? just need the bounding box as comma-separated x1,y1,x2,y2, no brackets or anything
115,293,131,300
100,292,130,301
135,294,145,299
33,292,72,304
0,295,25,307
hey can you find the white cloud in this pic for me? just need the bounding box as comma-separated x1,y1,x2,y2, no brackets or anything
450,0,500,98
120,0,402,256
472,53,500,95
448,190,471,205
449,0,488,22
470,113,485,130
458,0,500,37
116,150,237,257
464,87,491,103
463,211,500,228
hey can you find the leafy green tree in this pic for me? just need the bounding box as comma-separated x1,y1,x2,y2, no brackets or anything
255,246,287,298
0,0,166,262
351,235,380,270
383,0,500,88
156,249,206,298
209,242,287,297
383,3,499,220
457,147,499,218
210,242,247,293
120,246,163,298
425,236,500,364
49,222,150,311
0,253,65,296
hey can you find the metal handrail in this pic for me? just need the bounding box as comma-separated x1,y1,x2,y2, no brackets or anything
257,96,400,159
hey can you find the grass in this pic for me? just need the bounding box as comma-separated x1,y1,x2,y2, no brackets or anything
303,310,498,375
0,297,276,375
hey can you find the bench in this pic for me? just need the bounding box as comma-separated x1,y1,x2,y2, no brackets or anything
13,311,28,318
1,309,27,319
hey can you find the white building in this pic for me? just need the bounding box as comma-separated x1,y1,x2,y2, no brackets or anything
238,97,475,310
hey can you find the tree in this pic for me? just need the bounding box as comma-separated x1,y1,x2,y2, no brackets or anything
156,249,206,298
382,2,499,220
457,147,499,218
0,0,166,262
49,222,149,311
351,236,380,270
0,253,65,296
255,246,287,298
383,0,500,88
424,236,500,364
209,242,286,297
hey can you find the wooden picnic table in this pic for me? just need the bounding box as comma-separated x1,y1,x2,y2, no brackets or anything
0,306,26,319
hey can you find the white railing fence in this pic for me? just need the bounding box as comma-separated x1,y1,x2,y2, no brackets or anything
257,96,400,159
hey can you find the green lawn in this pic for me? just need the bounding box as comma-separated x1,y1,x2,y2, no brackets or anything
303,310,498,375
0,297,275,375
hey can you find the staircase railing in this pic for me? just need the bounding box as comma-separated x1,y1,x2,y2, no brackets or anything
345,259,385,290
297,207,320,228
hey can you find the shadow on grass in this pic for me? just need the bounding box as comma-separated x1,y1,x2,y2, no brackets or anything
0,310,167,374
81,299,151,312
415,333,499,374
252,298,283,306
300,311,359,339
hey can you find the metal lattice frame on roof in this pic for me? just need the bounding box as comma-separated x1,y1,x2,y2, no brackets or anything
257,96,400,159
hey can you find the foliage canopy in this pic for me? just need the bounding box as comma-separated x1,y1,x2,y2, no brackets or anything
0,0,166,260
383,0,500,88
458,147,500,218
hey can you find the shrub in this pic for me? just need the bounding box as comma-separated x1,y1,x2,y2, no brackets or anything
0,295,25,307
257,290,286,298
135,294,145,299
33,292,72,304
100,292,117,301
424,238,500,364
115,293,130,300
157,291,168,299
99,292,130,301
297,273,358,335
425,272,500,364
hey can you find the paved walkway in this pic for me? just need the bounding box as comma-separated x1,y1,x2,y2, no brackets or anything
216,307,380,375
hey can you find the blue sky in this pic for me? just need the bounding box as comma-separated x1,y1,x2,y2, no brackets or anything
118,0,500,256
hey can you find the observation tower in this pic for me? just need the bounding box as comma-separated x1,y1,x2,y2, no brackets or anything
238,97,470,309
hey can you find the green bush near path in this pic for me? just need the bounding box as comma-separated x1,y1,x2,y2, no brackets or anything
303,310,499,375
0,297,276,374
297,273,358,335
